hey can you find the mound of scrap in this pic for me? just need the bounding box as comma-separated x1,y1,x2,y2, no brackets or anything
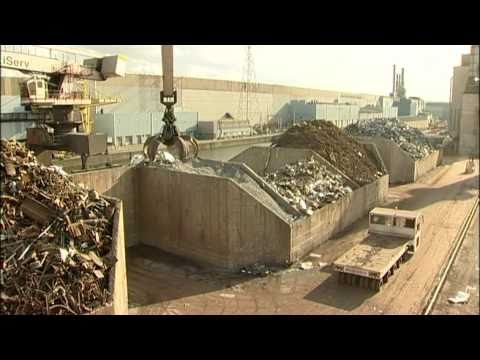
345,118,434,159
264,157,353,216
273,120,384,186
1,139,116,315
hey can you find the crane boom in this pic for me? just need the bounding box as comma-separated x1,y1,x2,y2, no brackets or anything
1,51,63,74
162,45,174,97
1,50,126,80
143,45,198,162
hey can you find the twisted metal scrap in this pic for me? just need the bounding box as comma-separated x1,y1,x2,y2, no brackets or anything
264,157,353,215
345,118,434,159
273,120,384,186
1,139,116,315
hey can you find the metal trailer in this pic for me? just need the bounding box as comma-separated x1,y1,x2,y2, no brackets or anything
333,207,423,291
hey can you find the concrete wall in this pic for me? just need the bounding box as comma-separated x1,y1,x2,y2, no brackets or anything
355,136,440,184
89,198,128,315
459,92,479,155
69,147,389,271
231,146,389,262
230,146,359,189
71,166,140,247
136,166,291,269
290,175,389,259
414,151,441,180
450,66,470,136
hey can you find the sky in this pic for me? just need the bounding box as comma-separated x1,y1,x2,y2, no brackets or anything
5,45,471,102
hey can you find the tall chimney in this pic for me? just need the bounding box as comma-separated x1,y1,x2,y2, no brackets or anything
401,68,405,88
392,64,396,96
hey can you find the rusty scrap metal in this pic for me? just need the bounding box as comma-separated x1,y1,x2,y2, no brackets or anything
0,139,116,315
264,157,353,215
273,120,384,186
345,118,434,159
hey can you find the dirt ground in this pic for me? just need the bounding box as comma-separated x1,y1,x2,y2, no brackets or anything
431,207,479,315
127,156,479,315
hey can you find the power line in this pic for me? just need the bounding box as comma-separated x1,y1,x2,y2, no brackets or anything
238,45,259,124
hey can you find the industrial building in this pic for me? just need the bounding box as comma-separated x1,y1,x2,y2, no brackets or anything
2,73,380,141
450,45,479,155
425,102,449,121
1,45,478,316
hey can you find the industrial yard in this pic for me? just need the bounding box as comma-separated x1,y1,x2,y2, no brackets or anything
0,45,478,316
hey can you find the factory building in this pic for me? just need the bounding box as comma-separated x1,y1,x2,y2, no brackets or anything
425,102,449,121
290,100,360,128
377,96,398,119
2,74,379,140
450,45,479,155
358,105,383,120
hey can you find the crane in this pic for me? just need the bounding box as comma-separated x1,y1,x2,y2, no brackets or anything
143,45,198,161
1,46,126,169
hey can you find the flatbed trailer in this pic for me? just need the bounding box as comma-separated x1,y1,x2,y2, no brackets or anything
332,207,423,291
333,235,412,291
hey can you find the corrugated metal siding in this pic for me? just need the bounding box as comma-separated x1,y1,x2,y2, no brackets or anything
1,96,24,113
0,121,37,140
94,111,198,143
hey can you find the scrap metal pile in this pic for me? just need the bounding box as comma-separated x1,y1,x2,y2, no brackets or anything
345,118,434,159
264,157,352,215
273,120,383,186
1,139,116,315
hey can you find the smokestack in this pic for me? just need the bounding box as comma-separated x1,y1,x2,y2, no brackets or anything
392,64,396,96
396,74,400,95
401,68,405,88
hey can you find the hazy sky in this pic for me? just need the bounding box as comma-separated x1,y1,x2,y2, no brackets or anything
14,45,472,102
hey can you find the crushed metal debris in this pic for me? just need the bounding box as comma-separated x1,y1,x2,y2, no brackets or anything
264,157,352,215
345,118,434,159
0,139,116,315
273,120,383,186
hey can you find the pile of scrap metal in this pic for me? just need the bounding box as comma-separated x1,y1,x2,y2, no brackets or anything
273,120,384,186
0,139,116,315
264,157,353,216
345,118,434,159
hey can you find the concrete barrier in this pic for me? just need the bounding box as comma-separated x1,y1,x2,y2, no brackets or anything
231,146,389,263
355,136,440,184
70,151,388,270
89,198,128,315
230,146,360,189
71,167,139,247
137,165,292,269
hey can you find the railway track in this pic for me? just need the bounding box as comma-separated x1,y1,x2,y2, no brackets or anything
422,196,479,315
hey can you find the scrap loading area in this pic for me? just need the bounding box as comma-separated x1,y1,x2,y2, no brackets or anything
125,156,478,315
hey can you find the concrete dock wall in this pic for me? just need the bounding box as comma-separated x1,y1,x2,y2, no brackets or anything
71,167,140,247
137,166,291,270
414,150,441,180
232,146,389,262
230,146,359,188
355,136,440,184
70,146,388,271
90,198,128,315
290,175,389,260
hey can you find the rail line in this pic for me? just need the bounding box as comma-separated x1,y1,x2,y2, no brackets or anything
422,196,479,315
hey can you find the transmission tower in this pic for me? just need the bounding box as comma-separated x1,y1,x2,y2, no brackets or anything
238,45,259,124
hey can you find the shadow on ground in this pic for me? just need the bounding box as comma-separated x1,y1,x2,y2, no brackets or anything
304,269,375,311
126,245,260,308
